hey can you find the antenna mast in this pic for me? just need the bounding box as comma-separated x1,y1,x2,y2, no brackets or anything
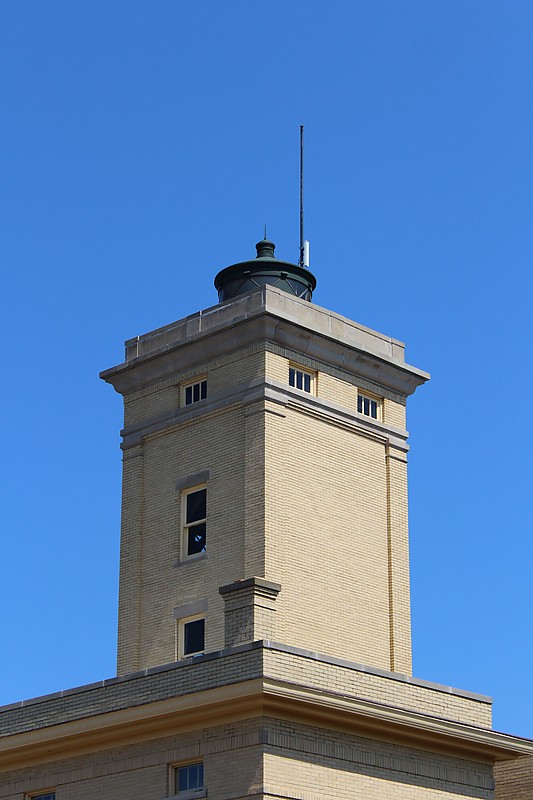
299,125,310,268
299,125,304,267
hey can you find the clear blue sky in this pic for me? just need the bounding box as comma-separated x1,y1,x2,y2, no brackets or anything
1,1,532,739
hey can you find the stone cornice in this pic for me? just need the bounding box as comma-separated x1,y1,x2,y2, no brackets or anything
1,672,531,773
101,287,429,398
261,679,533,763
0,678,264,771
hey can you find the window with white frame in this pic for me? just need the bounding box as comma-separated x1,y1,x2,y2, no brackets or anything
357,391,381,420
174,761,205,797
178,616,205,659
182,486,206,559
288,364,315,394
183,378,207,406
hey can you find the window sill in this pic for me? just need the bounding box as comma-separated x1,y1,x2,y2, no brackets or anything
173,552,208,568
163,791,207,800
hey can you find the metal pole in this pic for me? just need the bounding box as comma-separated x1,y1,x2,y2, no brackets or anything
299,125,304,267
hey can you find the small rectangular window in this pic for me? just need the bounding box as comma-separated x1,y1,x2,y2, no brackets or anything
175,762,204,795
183,379,207,406
289,365,315,394
178,616,205,658
184,618,204,655
29,794,56,800
357,391,381,420
182,487,207,559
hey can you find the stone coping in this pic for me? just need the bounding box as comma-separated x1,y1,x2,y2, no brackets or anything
266,641,491,703
219,578,282,595
101,287,429,397
121,286,407,363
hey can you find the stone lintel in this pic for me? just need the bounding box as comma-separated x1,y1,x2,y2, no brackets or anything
172,599,208,620
174,469,210,491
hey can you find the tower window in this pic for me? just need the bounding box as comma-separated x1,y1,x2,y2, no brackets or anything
29,794,55,800
357,392,381,420
178,616,205,658
174,761,205,797
182,487,207,559
183,378,207,406
289,365,315,394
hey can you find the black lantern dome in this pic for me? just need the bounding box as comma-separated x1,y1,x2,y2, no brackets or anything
214,239,317,303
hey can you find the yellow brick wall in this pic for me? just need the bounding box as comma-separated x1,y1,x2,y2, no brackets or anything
264,403,393,670
495,755,533,799
264,649,492,728
118,403,252,673
123,347,265,429
317,370,358,409
262,719,494,800
0,720,264,800
117,443,145,673
265,348,290,384
386,450,412,673
263,348,410,672
118,349,268,673
0,717,494,800
118,341,412,675
124,376,178,428
209,347,265,394
265,346,406,430
264,752,492,800
384,396,406,428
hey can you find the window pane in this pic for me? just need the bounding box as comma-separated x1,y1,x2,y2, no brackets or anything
186,489,206,523
363,397,370,415
178,766,188,791
289,367,295,387
184,618,205,655
177,763,204,792
296,370,303,389
357,395,362,413
178,767,187,792
193,382,200,402
185,386,192,405
370,400,377,418
187,523,206,555
303,373,311,393
187,764,197,789
190,763,201,788
200,380,207,400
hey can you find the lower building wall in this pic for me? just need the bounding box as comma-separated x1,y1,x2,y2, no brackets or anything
0,717,495,800
0,720,263,800
263,719,494,800
495,755,533,799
